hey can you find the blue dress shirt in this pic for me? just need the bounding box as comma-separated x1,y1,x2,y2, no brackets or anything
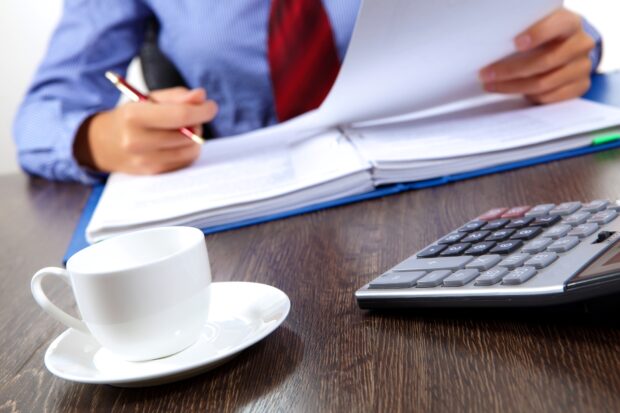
13,1,601,183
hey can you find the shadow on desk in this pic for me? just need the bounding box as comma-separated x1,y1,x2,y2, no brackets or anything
53,326,303,410
362,293,620,327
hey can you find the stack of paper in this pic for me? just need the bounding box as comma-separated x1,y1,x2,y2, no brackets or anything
349,98,620,184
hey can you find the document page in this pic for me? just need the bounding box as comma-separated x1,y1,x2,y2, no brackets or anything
349,98,620,162
315,0,562,126
86,130,371,241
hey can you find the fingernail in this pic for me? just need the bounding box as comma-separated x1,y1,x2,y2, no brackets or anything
480,68,496,82
515,34,531,51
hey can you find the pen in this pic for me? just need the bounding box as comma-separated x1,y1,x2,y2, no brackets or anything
104,71,205,145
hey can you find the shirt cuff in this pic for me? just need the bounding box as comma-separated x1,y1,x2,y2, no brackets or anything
582,18,603,73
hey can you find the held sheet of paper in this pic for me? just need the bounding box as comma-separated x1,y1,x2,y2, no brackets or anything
313,0,562,127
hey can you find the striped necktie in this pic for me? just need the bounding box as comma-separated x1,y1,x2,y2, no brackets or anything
267,0,342,122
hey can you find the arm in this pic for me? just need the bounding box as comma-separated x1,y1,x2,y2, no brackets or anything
479,9,603,104
13,0,153,183
13,0,216,183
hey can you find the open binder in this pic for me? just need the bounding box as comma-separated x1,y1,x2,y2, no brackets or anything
64,73,620,262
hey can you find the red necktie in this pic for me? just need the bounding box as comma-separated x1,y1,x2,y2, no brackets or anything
268,0,342,122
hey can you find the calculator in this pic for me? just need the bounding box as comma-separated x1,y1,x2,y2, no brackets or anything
356,200,620,309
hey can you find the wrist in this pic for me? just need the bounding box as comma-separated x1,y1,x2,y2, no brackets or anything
73,110,117,173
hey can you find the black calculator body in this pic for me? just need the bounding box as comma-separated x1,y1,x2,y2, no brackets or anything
356,201,620,309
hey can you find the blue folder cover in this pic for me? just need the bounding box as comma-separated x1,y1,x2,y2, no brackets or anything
63,72,620,263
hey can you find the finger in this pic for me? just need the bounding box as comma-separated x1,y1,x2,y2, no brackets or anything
180,89,207,104
515,9,582,52
122,128,199,153
527,78,591,105
149,86,206,103
480,31,594,82
130,144,201,175
483,57,591,95
122,100,218,129
150,87,207,104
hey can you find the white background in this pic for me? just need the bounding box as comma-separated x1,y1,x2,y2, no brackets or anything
0,1,619,176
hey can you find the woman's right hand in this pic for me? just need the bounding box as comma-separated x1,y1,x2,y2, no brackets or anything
74,87,218,175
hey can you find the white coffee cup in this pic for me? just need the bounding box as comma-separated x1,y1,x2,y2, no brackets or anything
31,226,211,361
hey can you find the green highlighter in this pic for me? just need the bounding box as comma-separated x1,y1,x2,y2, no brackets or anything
592,132,620,146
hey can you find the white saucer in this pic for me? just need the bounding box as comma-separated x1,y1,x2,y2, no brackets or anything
44,282,290,387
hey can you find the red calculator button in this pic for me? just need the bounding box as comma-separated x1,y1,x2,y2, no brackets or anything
477,208,508,220
501,206,532,218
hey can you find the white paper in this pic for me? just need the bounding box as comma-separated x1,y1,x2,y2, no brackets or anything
350,98,620,162
316,0,562,126
86,130,371,241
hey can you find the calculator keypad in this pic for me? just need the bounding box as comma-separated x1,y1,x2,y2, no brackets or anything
369,200,620,290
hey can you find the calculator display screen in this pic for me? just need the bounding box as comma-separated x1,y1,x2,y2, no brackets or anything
572,238,620,283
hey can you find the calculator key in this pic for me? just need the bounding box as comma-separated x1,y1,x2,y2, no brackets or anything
505,216,535,229
568,223,599,238
482,219,510,231
461,231,490,243
443,269,480,287
530,215,561,227
416,270,452,288
417,244,447,258
466,254,502,270
440,243,472,257
588,210,618,225
501,206,531,218
393,256,474,272
498,253,530,269
486,228,516,241
607,200,620,212
562,211,591,226
475,267,509,286
464,241,496,256
525,204,555,217
502,266,537,285
522,237,553,254
438,232,466,245
458,220,486,232
477,208,509,220
547,236,580,253
542,224,571,239
511,226,543,240
525,252,558,269
549,202,581,216
581,200,608,213
490,239,524,254
369,271,426,289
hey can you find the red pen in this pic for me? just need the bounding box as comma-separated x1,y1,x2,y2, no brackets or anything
104,71,205,145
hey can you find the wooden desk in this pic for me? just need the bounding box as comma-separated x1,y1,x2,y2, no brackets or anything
2,150,620,412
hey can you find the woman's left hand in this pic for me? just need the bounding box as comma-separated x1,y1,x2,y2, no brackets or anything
479,8,597,104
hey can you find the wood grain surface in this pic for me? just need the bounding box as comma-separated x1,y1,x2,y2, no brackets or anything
2,150,620,413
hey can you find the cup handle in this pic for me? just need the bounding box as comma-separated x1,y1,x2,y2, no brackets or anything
31,267,90,334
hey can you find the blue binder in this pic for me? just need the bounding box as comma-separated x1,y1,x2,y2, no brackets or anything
64,72,620,263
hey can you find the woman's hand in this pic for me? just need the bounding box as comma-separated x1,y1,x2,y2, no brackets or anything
479,8,597,104
74,87,218,175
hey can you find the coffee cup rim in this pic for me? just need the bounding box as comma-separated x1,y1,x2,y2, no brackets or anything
66,226,205,275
